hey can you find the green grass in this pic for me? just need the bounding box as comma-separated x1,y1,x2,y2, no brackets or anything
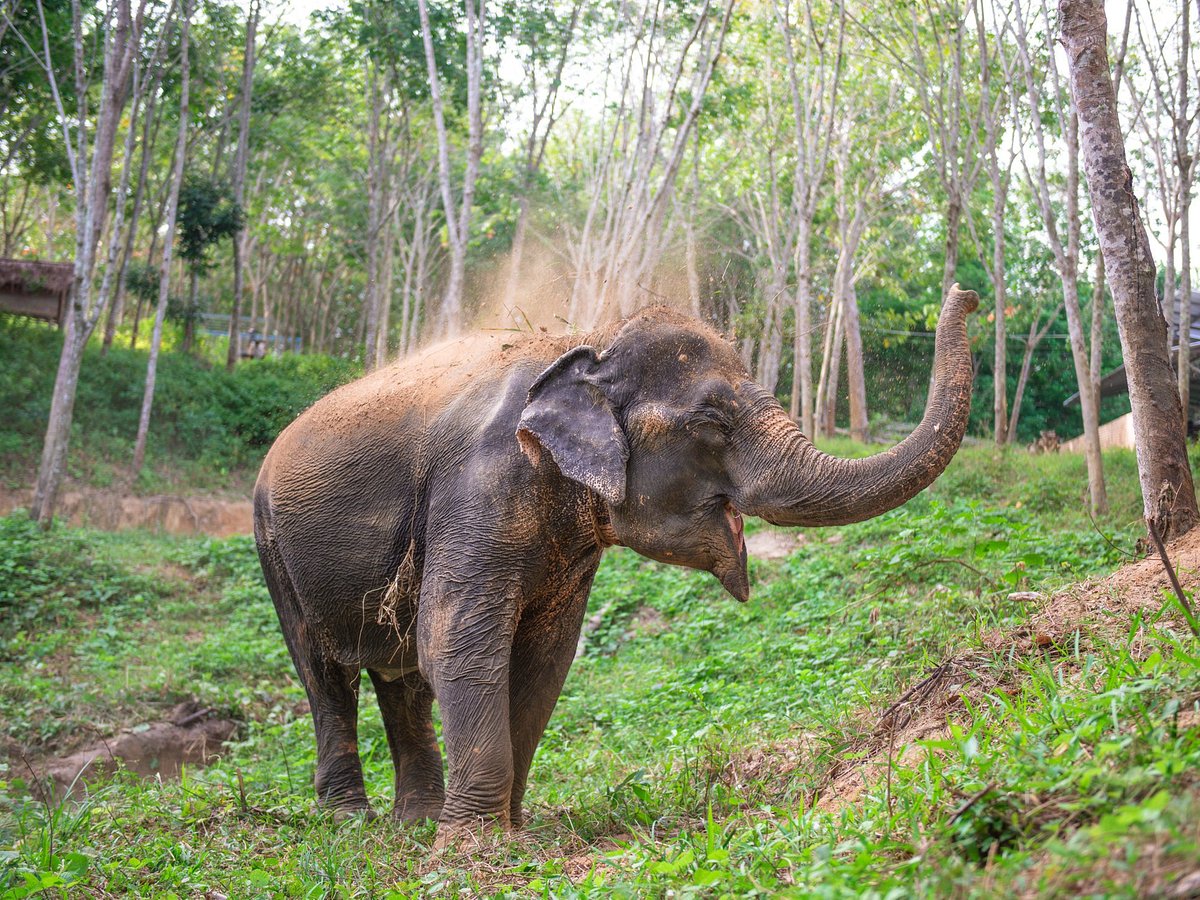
6,444,1200,897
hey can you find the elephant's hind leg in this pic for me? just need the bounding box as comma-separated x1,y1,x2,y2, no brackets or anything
259,539,371,815
368,670,445,823
304,658,371,815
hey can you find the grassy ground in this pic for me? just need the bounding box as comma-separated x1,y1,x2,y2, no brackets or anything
3,447,1200,897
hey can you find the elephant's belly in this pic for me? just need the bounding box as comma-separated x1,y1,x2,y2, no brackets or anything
292,561,421,670
279,519,422,669
314,605,421,671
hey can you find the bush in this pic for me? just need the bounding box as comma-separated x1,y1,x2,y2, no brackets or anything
0,316,361,485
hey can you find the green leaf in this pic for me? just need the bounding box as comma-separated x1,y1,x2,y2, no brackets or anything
692,868,725,886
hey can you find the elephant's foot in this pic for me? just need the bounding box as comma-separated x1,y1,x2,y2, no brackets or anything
316,773,374,823
391,794,444,825
314,750,370,816
327,802,378,825
433,818,510,852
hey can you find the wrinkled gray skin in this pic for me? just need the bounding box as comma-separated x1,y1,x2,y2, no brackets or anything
254,285,978,840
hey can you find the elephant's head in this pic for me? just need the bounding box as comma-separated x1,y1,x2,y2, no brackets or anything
517,285,979,602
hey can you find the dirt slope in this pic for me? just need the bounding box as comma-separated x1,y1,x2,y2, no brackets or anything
0,486,252,536
729,526,1200,817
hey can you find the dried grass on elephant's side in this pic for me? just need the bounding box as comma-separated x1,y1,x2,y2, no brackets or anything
378,541,419,635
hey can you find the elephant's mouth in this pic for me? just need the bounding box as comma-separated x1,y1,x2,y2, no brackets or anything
715,501,750,602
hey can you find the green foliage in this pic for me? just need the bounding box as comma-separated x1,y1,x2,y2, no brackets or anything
0,395,1191,897
0,515,156,643
173,176,244,349
0,0,75,184
0,316,360,486
122,261,161,305
0,517,173,747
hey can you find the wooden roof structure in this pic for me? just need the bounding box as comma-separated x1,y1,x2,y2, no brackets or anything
0,258,74,325
1065,289,1200,412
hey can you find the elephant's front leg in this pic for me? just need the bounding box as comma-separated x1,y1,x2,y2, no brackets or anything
417,586,517,838
507,586,592,827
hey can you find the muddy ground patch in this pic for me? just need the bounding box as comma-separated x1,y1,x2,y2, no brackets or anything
24,701,238,802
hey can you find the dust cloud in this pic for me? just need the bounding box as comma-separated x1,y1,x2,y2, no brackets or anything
467,239,700,339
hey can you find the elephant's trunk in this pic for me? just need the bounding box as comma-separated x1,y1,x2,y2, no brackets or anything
733,285,978,527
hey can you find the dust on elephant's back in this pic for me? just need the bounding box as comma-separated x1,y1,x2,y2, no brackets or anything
258,332,574,666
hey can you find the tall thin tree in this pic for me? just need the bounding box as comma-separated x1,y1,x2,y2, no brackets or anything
25,0,148,524
1060,0,1198,540
1010,0,1108,514
131,0,190,477
773,0,844,434
419,0,485,336
226,0,259,370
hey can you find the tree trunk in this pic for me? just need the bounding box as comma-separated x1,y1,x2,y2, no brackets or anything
1008,331,1036,442
773,0,843,438
1007,310,1055,442
992,179,1009,445
1180,199,1193,432
1176,0,1193,428
32,321,88,525
792,232,814,433
942,193,961,299
1010,0,1106,511
102,14,169,355
1089,249,1106,426
419,0,486,337
755,267,787,394
814,294,844,440
361,58,387,371
844,280,869,443
226,0,258,371
824,304,845,437
375,205,396,364
685,203,701,318
132,1,190,478
1080,1,1130,438
1060,0,1198,539
92,54,145,360
32,0,143,524
101,87,153,355
685,128,703,317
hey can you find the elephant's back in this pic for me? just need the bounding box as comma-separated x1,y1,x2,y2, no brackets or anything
253,329,578,661
308,331,581,430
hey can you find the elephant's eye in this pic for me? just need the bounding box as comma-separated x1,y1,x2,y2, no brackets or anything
687,406,732,438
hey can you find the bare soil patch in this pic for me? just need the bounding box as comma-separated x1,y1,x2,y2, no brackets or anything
0,486,252,537
746,527,808,560
31,701,237,801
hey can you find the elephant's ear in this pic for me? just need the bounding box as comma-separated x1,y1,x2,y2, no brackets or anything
517,346,628,505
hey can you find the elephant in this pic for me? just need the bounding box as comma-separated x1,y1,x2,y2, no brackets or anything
253,284,978,841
